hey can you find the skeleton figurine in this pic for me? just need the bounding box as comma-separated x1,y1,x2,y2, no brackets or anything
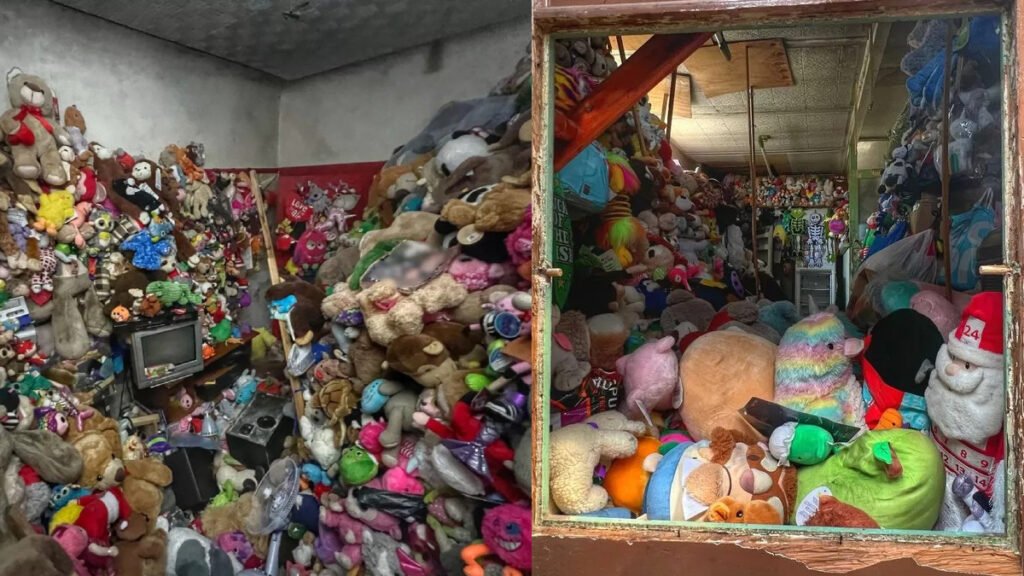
806,212,826,268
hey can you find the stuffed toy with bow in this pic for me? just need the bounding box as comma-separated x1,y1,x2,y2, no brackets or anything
0,69,70,186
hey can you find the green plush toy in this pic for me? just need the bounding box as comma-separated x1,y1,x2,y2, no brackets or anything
147,280,202,307
795,428,945,530
339,446,378,486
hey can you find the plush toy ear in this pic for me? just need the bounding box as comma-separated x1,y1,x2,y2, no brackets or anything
642,452,662,474
655,336,675,353
705,498,733,523
843,338,864,358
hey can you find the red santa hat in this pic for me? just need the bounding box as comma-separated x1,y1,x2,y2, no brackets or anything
947,291,1003,368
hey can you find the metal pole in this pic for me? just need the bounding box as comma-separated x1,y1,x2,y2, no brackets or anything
746,45,762,298
940,22,954,302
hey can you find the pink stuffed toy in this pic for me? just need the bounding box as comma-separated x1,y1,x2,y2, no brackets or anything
481,503,531,571
910,290,960,341
51,524,92,576
616,336,681,420
448,255,512,291
316,490,404,571
504,205,532,284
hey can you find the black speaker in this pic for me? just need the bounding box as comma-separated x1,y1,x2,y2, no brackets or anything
165,447,218,511
226,393,295,471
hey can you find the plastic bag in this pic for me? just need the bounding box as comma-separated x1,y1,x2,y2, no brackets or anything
858,229,938,284
387,96,519,167
353,487,427,522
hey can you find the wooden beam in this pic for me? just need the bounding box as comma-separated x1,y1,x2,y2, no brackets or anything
554,32,713,170
535,0,1003,35
252,169,305,418
844,22,891,170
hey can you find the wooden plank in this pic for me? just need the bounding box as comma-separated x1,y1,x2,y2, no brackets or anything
536,0,1005,35
674,74,692,118
1007,1,1024,565
252,169,305,418
684,39,792,98
554,32,713,170
534,531,1021,576
845,23,891,168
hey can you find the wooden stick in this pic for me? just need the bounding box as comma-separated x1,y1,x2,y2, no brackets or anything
746,45,762,298
615,36,652,158
251,169,305,417
940,24,954,302
666,70,677,141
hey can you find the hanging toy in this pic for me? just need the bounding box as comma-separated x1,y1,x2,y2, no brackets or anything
605,151,640,196
806,212,826,268
595,196,648,269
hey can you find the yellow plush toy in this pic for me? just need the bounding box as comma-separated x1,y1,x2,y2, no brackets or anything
49,499,84,534
35,189,75,236
704,496,784,525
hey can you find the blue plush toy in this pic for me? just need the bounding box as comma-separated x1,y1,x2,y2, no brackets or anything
121,219,175,270
301,462,332,488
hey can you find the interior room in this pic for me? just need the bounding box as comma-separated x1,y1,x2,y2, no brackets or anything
538,9,1011,573
0,0,534,574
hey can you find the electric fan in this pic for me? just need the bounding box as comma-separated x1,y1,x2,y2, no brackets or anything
238,457,301,576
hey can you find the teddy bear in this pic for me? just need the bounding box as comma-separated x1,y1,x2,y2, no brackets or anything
71,430,126,490
359,211,441,257
0,69,70,186
548,411,647,514
265,279,327,346
437,182,531,237
357,275,467,346
122,458,173,525
52,268,110,360
112,512,167,576
703,496,785,525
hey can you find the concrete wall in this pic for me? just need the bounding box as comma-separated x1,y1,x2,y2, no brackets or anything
0,0,282,168
276,18,531,166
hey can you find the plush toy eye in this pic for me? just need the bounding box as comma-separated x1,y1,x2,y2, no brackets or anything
827,343,835,350
965,362,971,370
736,510,744,518
96,475,103,481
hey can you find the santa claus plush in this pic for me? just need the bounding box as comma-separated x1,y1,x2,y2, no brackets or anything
925,291,1006,531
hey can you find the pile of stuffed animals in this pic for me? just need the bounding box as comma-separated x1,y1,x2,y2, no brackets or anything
543,23,1008,535
0,43,537,575
861,16,1002,270
246,48,537,576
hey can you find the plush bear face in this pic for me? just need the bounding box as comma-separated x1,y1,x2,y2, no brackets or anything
8,72,54,112
74,431,125,489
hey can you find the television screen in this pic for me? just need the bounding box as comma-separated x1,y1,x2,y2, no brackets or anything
139,323,199,380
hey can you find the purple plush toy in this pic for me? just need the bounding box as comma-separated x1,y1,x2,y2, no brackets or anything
616,336,681,420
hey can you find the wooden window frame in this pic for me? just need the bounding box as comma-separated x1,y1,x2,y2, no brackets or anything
529,1,1024,574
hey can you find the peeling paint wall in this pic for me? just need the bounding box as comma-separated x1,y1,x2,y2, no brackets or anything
0,0,282,168
276,18,531,166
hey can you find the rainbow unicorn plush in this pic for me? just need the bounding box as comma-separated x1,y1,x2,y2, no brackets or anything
774,312,866,426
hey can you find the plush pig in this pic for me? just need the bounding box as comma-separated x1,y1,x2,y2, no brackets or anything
616,336,680,420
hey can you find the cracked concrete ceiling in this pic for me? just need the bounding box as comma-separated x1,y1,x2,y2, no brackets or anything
49,0,529,80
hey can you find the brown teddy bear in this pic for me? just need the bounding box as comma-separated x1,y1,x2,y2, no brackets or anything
72,431,126,489
439,182,530,234
113,512,166,576
0,69,70,186
265,279,326,346
122,458,173,525
703,496,785,525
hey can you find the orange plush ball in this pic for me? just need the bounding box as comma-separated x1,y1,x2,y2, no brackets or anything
604,436,661,513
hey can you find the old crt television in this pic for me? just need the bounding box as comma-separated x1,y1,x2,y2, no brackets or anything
127,314,204,389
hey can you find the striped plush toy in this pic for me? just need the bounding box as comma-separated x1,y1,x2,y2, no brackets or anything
774,312,865,426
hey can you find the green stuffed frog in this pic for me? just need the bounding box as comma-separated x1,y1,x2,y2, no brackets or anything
339,446,378,486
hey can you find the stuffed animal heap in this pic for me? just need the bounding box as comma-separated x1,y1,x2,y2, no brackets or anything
924,292,1006,532
774,312,865,427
